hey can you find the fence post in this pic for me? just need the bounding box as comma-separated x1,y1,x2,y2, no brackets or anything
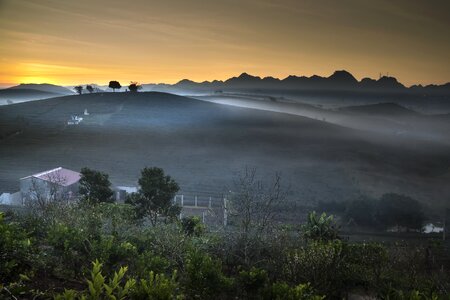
173,196,177,205
202,211,205,223
209,197,212,209
223,197,228,227
195,195,198,207
181,195,184,207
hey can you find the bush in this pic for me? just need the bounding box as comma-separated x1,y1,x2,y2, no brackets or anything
236,267,269,299
0,212,34,282
266,282,325,300
54,260,136,300
183,249,231,298
181,216,205,237
301,212,340,241
131,271,182,300
283,240,347,296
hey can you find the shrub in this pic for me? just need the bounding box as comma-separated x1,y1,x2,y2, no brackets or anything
0,212,33,282
266,282,325,300
181,216,205,237
131,271,182,300
183,249,231,298
283,240,347,296
301,212,340,242
236,267,269,299
54,260,136,300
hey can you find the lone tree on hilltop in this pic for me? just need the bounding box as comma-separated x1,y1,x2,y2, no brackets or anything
126,167,180,225
86,85,94,93
128,82,142,92
79,167,114,204
108,81,121,92
74,85,83,95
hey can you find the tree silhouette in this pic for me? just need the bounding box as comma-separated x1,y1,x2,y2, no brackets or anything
108,81,121,92
74,86,83,95
86,85,94,93
128,82,142,92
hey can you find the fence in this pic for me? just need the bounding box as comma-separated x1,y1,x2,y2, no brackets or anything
173,194,229,226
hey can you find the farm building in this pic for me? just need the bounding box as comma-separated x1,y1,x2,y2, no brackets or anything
20,167,81,204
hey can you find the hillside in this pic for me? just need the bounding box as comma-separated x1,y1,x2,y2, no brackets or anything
339,103,419,116
1,92,449,210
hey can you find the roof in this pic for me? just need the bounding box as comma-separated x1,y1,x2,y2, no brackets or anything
20,167,81,187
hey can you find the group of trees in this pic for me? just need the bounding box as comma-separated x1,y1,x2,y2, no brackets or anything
109,81,142,92
73,81,142,94
318,193,426,231
73,85,95,95
78,167,180,224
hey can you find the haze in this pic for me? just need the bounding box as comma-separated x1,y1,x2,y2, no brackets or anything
1,0,449,86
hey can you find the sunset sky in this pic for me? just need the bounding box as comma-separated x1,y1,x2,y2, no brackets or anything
0,0,449,86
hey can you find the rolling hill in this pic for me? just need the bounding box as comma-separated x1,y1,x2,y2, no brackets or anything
1,92,449,212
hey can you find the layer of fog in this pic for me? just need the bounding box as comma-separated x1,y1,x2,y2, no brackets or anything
193,94,450,146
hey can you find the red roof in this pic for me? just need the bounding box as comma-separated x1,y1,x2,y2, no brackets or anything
21,167,81,186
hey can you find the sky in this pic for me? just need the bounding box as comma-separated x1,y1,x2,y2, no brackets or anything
0,0,449,86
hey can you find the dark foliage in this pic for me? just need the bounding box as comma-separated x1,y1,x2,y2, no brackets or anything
79,167,114,204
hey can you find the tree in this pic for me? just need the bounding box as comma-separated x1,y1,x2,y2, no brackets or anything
128,82,142,92
74,85,83,95
108,81,122,92
126,167,180,225
86,85,94,93
78,167,114,204
375,193,424,231
230,168,285,235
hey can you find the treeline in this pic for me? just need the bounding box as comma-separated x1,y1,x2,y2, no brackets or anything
1,167,449,299
318,194,426,232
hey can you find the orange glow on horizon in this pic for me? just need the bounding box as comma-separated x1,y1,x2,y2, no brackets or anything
0,0,449,87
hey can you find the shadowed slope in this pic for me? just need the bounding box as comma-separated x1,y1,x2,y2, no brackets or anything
0,92,449,211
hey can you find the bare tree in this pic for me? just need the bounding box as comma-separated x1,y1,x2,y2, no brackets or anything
25,171,68,212
226,168,287,267
230,167,285,235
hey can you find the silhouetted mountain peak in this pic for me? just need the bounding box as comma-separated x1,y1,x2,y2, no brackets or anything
328,70,358,83
377,76,404,89
237,73,261,80
177,79,196,85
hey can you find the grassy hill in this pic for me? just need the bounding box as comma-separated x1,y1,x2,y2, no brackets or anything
1,92,449,213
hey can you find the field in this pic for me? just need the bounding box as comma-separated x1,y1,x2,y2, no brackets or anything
1,92,449,215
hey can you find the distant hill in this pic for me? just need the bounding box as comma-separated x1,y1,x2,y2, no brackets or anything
0,89,62,105
9,83,74,95
339,102,419,116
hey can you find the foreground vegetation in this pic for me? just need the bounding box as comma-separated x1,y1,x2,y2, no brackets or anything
1,168,449,299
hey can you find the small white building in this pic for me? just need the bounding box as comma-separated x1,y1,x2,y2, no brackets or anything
20,167,81,204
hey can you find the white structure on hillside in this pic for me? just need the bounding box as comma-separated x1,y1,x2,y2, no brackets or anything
67,115,83,125
20,167,81,204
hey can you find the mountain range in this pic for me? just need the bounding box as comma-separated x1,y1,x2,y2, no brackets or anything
3,70,450,95
170,70,450,94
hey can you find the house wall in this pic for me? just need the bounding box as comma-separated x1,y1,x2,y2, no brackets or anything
20,177,79,204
